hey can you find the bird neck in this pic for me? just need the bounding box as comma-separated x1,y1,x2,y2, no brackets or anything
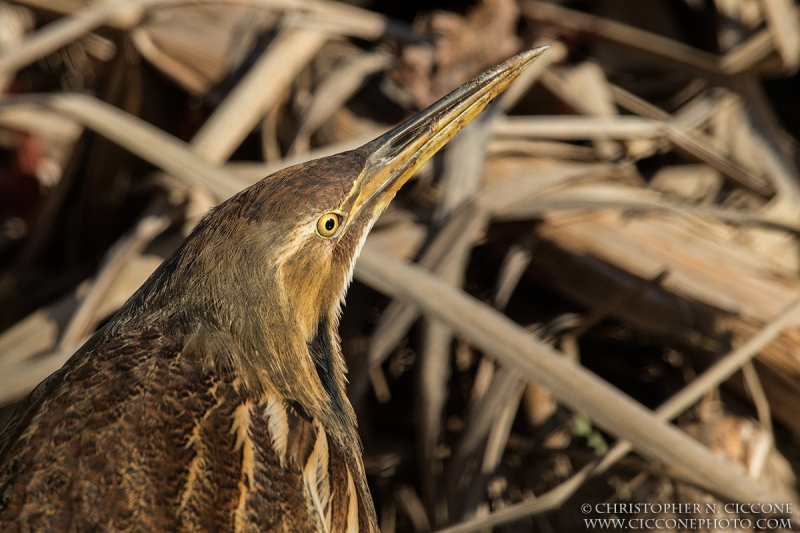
105,236,358,446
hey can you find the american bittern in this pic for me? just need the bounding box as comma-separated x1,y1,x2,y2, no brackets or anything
0,47,547,532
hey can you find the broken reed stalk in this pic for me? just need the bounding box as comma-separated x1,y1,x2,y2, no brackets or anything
189,25,328,164
0,0,394,78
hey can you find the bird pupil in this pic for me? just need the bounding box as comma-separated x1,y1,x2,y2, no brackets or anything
325,218,335,231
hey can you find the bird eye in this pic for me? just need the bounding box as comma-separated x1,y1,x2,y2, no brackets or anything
316,212,341,237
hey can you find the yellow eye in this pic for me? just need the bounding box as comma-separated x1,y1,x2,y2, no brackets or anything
316,212,341,237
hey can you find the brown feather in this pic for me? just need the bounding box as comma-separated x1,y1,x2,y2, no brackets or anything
0,326,376,532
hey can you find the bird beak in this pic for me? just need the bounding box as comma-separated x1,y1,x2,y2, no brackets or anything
341,45,549,224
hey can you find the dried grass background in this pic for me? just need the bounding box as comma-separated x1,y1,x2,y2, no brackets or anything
2,0,800,531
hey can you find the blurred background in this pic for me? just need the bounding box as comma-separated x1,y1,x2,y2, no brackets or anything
2,0,800,531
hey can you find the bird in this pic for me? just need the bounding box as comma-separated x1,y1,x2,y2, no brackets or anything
0,47,546,532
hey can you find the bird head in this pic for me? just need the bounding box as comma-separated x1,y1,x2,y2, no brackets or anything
109,47,548,436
